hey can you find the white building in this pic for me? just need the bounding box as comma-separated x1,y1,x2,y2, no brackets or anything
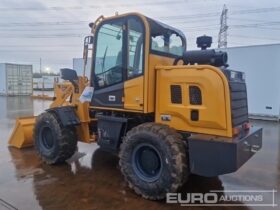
225,43,280,120
73,43,280,119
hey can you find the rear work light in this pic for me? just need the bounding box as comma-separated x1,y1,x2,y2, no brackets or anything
243,122,251,130
233,123,251,136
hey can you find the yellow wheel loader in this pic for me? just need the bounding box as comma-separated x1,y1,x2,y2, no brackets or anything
9,13,262,200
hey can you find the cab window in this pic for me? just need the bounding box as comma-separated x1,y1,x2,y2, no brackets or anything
169,34,184,55
148,17,185,57
94,20,124,88
127,18,144,79
151,32,184,56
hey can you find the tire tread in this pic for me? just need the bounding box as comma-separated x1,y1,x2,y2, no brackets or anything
119,122,189,200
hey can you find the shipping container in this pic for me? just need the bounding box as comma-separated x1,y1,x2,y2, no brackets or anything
0,63,33,96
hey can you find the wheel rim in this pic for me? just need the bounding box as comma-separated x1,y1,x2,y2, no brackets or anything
132,143,163,182
40,126,54,150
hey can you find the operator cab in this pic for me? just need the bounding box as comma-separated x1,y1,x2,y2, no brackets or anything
89,13,186,110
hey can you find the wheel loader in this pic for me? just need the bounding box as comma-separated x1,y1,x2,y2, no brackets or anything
8,13,262,200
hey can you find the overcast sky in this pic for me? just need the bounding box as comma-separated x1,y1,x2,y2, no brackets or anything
0,0,280,73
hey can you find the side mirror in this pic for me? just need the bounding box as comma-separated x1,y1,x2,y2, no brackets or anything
60,68,78,81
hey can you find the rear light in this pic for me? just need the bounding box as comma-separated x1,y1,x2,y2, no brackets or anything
233,123,251,136
243,122,251,130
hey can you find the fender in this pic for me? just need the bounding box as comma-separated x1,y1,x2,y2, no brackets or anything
46,106,81,127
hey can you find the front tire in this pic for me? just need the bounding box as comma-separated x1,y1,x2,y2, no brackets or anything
33,112,77,164
119,123,189,200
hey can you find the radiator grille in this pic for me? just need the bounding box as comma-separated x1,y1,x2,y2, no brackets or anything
170,85,182,104
189,86,202,105
229,81,249,127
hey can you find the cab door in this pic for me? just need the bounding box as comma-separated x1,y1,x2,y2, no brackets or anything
91,16,145,111
91,18,126,108
124,17,145,111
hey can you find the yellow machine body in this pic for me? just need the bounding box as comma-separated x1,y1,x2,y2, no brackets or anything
155,65,232,137
87,13,236,137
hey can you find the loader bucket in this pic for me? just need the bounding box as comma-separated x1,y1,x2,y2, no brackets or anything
9,117,36,149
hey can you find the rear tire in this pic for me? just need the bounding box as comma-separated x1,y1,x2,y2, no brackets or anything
33,112,77,164
119,123,189,200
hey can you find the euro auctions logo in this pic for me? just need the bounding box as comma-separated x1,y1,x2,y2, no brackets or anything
166,190,278,207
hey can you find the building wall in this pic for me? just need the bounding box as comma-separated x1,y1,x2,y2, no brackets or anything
226,44,280,118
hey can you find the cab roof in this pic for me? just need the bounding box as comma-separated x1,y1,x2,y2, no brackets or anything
145,17,186,40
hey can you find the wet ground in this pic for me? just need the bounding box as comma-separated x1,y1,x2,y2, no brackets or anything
0,96,279,210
